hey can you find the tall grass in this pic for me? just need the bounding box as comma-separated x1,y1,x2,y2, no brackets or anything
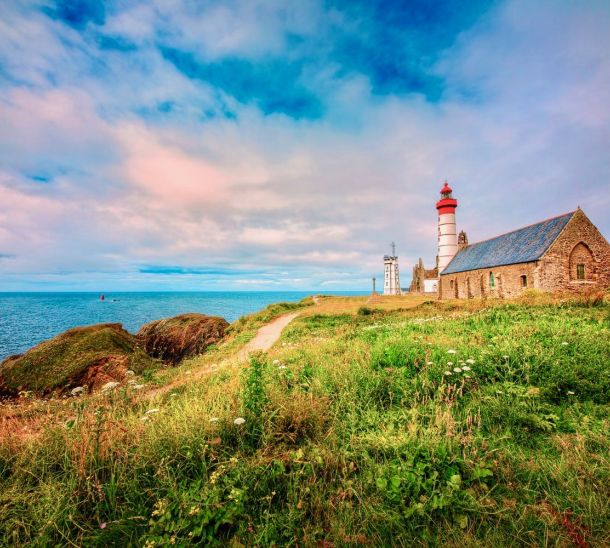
0,299,608,545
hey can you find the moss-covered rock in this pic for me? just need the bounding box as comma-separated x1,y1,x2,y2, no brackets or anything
137,313,229,364
0,323,156,396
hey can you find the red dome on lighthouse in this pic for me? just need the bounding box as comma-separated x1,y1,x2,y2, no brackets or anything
440,181,453,195
436,180,458,214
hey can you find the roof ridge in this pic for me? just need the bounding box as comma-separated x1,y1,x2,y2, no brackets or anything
463,210,576,249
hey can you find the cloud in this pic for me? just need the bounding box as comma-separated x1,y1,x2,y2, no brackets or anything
0,0,608,291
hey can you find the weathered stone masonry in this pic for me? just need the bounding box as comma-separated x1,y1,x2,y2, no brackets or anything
439,208,610,299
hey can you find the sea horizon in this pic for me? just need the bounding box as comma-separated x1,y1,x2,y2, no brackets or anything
0,290,368,360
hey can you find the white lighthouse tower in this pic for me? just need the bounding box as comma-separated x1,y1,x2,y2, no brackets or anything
436,181,459,274
383,242,402,295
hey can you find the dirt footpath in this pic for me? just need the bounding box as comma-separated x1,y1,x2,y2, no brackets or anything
238,312,300,358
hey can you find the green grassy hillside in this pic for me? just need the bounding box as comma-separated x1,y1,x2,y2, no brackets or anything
0,298,608,546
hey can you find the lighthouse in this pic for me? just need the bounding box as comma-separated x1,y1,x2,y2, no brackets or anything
436,181,459,274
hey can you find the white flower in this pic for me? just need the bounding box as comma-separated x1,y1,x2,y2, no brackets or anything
567,391,575,395
464,374,471,379
272,359,280,365
447,349,457,354
462,366,471,371
101,381,121,392
141,416,149,422
503,355,509,359
146,408,160,415
561,342,569,346
426,361,434,366
209,417,219,423
70,386,85,396
278,365,287,370
132,384,145,390
233,417,246,425
447,361,454,366
444,371,452,376
453,367,462,373
466,359,475,364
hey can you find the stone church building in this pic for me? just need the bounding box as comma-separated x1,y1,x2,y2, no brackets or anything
411,183,610,299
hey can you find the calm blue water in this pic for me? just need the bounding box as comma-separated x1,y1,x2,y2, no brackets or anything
0,291,366,360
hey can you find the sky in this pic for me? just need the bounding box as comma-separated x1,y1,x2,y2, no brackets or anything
0,0,609,292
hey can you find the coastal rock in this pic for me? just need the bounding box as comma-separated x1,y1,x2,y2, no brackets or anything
0,323,156,397
137,313,229,364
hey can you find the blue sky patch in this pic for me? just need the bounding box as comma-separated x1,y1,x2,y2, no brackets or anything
43,0,106,30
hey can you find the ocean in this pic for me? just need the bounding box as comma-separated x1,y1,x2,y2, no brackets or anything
0,291,366,360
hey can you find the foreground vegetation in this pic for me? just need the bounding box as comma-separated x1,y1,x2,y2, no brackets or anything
0,294,609,546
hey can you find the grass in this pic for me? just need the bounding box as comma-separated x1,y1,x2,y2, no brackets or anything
0,295,608,546
0,323,155,396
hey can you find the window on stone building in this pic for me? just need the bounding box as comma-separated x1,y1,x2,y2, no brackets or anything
489,272,495,288
520,275,527,287
570,242,593,281
450,280,454,289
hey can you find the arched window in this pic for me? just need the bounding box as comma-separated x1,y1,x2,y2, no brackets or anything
489,272,495,289
569,242,594,281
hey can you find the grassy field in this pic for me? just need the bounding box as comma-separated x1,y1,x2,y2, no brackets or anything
0,294,609,546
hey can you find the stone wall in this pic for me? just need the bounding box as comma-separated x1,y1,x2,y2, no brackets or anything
439,209,610,299
537,208,610,291
439,262,538,299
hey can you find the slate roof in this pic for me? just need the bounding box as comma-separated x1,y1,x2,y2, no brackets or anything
441,211,575,275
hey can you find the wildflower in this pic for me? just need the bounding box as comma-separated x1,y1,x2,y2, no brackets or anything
100,522,107,529
272,359,280,365
234,417,246,425
466,358,475,364
561,341,569,346
447,349,457,354
188,506,200,516
453,367,462,373
462,366,471,371
464,374,471,379
503,355,509,359
567,391,575,395
447,361,454,366
169,393,178,397
444,371,452,376
278,365,287,370
70,386,85,397
426,361,434,365
141,416,149,422
133,384,145,390
101,381,121,392
146,408,160,415
209,417,219,423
